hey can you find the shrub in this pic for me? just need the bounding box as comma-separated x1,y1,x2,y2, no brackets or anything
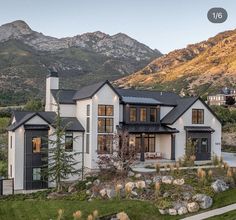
155,163,160,174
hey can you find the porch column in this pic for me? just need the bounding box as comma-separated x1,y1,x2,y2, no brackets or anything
171,134,176,160
140,133,145,162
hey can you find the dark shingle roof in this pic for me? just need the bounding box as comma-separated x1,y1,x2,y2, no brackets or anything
8,111,84,132
51,89,77,104
121,96,162,105
161,97,198,124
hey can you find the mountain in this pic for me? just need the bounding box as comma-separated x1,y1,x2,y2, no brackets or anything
116,29,236,97
0,20,162,105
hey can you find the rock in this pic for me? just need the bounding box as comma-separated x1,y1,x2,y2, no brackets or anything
86,190,91,196
145,179,152,185
135,180,146,189
182,192,192,201
125,182,135,191
47,192,68,199
68,183,77,193
85,181,92,187
173,178,185,186
107,189,116,199
93,179,100,186
116,211,130,220
211,180,229,193
178,206,188,215
159,209,168,215
163,192,170,198
168,208,177,215
99,189,107,197
134,173,142,178
193,194,213,209
131,191,138,197
162,176,173,184
187,202,200,213
128,171,135,177
153,176,162,183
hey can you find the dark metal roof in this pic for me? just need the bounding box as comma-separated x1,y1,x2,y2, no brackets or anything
161,97,198,125
121,96,162,105
184,126,215,133
51,89,77,104
119,124,179,134
8,111,84,132
47,71,58,78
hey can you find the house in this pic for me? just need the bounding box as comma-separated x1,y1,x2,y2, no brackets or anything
207,87,236,106
8,71,222,190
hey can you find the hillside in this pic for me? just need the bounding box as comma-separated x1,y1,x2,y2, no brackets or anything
0,20,161,105
116,29,236,97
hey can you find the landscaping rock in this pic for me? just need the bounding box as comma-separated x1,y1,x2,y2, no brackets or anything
85,181,92,187
68,183,77,193
93,179,100,186
178,206,188,215
192,194,213,209
128,171,135,177
125,182,135,190
173,178,185,186
168,208,177,215
211,179,229,193
86,190,91,196
163,192,170,198
187,202,199,213
107,188,116,199
47,192,68,199
134,173,142,178
99,189,107,197
116,211,130,220
153,175,162,183
159,209,168,215
145,179,152,185
162,176,173,184
182,192,192,201
135,180,146,189
131,191,138,197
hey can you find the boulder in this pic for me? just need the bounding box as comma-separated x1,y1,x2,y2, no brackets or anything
107,188,116,199
187,202,199,213
131,191,138,197
145,179,152,185
211,179,229,193
162,176,174,184
68,183,77,193
128,171,135,177
168,208,177,215
153,176,162,183
85,181,92,187
163,192,170,198
93,179,100,186
159,209,168,215
135,180,146,189
192,194,213,209
116,212,130,220
134,173,142,178
178,206,188,215
99,189,107,197
125,182,135,191
173,178,185,186
182,192,192,201
86,190,91,196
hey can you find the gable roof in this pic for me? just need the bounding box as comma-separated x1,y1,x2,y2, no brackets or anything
51,89,77,104
73,80,121,101
121,96,162,105
8,111,84,132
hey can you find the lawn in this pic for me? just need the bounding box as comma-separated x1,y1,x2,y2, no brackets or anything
0,189,236,220
207,210,236,220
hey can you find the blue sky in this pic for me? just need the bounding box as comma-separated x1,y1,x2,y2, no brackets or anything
0,0,235,53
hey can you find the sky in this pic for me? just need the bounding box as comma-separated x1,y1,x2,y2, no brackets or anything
0,0,235,53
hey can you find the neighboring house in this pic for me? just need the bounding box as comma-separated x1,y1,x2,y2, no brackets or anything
8,71,222,190
207,87,236,106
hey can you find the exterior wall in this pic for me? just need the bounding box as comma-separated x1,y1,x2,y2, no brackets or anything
119,105,123,122
90,84,120,169
59,104,76,117
45,76,59,111
159,134,172,159
171,100,222,161
160,106,174,119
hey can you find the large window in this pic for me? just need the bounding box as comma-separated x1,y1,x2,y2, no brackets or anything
33,168,41,181
140,108,147,122
32,137,41,153
192,109,204,124
98,105,113,116
86,117,90,132
150,108,157,122
86,134,90,154
97,135,113,154
65,132,73,152
135,134,155,152
98,118,113,133
129,107,137,122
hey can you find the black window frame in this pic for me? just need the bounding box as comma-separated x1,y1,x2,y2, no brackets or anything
98,105,114,116
140,107,147,122
97,134,113,154
65,132,73,152
150,108,157,122
32,136,42,153
98,118,114,133
32,167,42,181
129,107,137,122
192,109,204,124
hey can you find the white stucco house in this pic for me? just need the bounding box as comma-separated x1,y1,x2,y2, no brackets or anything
8,71,222,190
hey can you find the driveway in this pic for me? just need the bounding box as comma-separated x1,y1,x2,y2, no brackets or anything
222,152,236,167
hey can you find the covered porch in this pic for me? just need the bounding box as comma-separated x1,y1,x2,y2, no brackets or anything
119,124,179,162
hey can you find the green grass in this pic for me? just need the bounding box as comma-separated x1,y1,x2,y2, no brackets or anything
212,188,236,208
207,210,236,220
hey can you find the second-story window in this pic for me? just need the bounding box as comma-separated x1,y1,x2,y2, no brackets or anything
98,105,113,116
65,132,73,152
192,109,204,124
140,107,147,122
150,108,157,122
129,107,137,122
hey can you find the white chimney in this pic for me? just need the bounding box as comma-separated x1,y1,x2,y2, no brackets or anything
45,70,59,111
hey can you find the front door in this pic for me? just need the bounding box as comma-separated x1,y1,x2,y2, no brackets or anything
187,132,211,161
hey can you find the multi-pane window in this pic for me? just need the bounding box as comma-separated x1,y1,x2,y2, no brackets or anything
65,132,73,151
150,108,157,122
33,168,41,181
135,134,155,152
32,137,41,153
129,107,137,122
86,134,90,154
98,105,113,116
98,118,113,133
140,108,147,122
97,135,113,154
192,109,204,124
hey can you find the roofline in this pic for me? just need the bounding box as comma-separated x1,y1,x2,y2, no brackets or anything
73,80,122,101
